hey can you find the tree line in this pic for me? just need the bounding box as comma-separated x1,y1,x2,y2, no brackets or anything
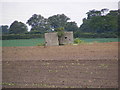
1,8,119,40
76,8,119,38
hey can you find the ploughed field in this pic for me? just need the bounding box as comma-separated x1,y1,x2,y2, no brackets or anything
2,42,118,88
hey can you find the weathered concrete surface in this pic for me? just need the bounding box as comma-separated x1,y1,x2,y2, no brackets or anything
45,32,59,46
45,32,73,46
59,32,73,45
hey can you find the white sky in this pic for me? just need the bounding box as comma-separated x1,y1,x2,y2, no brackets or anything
0,0,119,30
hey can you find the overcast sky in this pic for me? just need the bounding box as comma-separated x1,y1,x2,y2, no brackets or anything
0,0,119,30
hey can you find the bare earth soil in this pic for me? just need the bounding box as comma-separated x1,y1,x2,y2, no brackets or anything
2,42,118,88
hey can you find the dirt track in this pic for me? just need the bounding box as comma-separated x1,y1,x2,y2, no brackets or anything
2,42,118,88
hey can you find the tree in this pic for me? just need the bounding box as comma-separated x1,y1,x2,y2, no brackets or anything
65,21,78,32
79,9,118,38
1,25,9,34
55,27,65,45
9,21,28,34
101,8,109,16
86,9,101,19
48,14,70,30
27,14,50,33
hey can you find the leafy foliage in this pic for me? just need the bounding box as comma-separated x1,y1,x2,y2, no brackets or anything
55,27,65,45
37,43,45,46
9,21,28,34
1,8,119,40
55,27,65,37
48,14,70,30
79,9,118,37
74,38,84,44
1,25,9,34
26,14,50,33
65,21,78,32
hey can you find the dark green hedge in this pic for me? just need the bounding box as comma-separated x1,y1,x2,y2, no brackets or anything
2,34,44,40
2,32,119,40
74,32,118,38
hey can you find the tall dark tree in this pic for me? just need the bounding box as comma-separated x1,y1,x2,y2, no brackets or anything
86,8,109,19
78,9,118,38
1,25,9,34
48,14,70,30
101,8,109,16
9,21,28,34
86,9,102,19
65,22,78,32
27,14,50,33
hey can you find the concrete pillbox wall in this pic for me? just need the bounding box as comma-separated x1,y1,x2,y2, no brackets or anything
45,32,59,46
45,31,73,46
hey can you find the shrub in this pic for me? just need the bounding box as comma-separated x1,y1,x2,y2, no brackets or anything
37,43,45,46
74,38,84,44
56,27,65,38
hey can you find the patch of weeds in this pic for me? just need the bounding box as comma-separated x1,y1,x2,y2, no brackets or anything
51,85,57,88
48,70,52,72
64,86,75,88
86,85,93,88
25,83,28,86
37,43,45,46
69,86,75,88
32,83,37,86
32,83,48,87
99,64,108,68
1,82,16,86
48,70,58,72
64,86,70,88
74,38,85,45
33,83,58,88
